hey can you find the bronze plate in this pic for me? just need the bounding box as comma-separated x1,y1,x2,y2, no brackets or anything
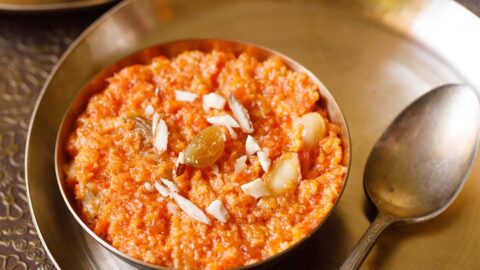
26,0,480,269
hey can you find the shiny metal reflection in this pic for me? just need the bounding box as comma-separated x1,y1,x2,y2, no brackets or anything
54,39,351,269
341,84,480,269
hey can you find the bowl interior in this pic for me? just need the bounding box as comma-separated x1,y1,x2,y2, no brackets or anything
54,39,351,269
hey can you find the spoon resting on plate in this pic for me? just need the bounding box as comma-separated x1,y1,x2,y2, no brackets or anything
340,84,480,270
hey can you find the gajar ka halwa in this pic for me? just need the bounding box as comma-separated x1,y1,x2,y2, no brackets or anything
64,50,346,269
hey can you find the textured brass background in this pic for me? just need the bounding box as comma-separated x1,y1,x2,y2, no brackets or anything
0,9,105,270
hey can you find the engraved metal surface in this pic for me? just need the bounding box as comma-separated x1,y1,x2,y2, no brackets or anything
25,0,480,269
0,11,104,269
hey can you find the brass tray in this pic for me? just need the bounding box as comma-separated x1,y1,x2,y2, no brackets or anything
25,0,480,269
0,0,116,11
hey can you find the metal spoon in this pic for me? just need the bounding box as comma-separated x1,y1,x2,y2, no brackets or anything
340,84,480,270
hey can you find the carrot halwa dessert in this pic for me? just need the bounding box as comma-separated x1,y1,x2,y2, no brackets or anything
64,50,346,269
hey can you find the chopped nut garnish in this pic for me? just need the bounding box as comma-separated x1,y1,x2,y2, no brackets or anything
203,93,226,110
241,178,270,199
234,155,248,172
229,94,254,133
174,90,198,102
206,115,240,128
211,164,220,175
154,182,170,197
225,125,238,139
143,182,154,192
172,193,211,225
245,135,261,155
153,118,168,153
176,152,185,166
257,151,271,172
265,152,301,195
295,112,326,148
206,199,229,223
161,178,179,193
152,113,160,136
144,104,154,116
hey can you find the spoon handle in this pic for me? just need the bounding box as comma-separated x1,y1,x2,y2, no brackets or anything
340,213,395,270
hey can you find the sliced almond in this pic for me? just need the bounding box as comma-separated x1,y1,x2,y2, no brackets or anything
202,101,210,112
176,152,185,166
206,115,240,128
174,152,186,177
203,93,226,110
161,178,179,193
154,182,170,197
257,151,271,172
174,90,198,102
152,113,160,136
145,105,154,116
245,135,261,155
211,164,220,175
153,119,168,153
229,94,254,133
265,152,301,195
206,199,229,223
172,193,211,225
241,178,270,199
143,182,154,192
234,155,248,172
225,125,238,139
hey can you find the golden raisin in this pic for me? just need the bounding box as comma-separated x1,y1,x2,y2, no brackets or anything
184,126,226,168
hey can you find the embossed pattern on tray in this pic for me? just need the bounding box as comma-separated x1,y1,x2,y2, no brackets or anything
0,12,100,270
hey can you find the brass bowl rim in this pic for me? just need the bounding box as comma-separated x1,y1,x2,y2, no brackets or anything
53,38,352,270
0,0,117,12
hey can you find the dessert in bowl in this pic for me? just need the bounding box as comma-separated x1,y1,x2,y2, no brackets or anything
55,39,350,270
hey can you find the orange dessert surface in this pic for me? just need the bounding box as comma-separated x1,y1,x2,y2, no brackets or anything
65,50,346,269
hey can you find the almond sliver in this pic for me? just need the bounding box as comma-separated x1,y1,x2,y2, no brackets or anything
206,115,240,128
206,199,229,223
241,178,270,199
161,178,179,193
257,151,271,172
203,93,226,110
145,105,154,116
154,182,170,197
234,155,248,172
245,135,261,155
172,193,211,225
153,119,168,153
144,182,154,192
225,125,238,140
175,90,198,102
229,94,254,133
152,113,160,136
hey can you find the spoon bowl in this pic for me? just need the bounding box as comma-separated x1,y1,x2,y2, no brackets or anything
341,84,480,270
